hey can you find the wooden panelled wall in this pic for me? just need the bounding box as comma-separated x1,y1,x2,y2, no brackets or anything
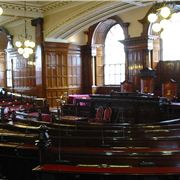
6,49,36,95
0,52,6,87
156,61,180,97
123,36,149,91
1,17,180,106
5,43,82,107
44,42,82,107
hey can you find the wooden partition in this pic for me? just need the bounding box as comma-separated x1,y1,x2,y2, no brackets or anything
6,48,37,95
0,52,6,87
156,61,180,98
122,36,149,91
162,79,177,100
44,42,82,107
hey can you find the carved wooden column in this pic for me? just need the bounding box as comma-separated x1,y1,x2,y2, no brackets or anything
31,18,45,97
122,36,149,91
81,45,92,94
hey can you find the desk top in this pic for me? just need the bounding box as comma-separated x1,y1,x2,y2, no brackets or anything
33,164,180,175
61,116,87,121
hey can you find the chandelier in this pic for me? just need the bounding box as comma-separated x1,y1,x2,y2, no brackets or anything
15,2,35,59
148,2,180,34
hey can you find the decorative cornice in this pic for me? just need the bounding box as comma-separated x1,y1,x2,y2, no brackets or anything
0,2,43,17
0,1,154,41
44,1,136,39
41,1,72,13
44,1,108,38
45,1,154,39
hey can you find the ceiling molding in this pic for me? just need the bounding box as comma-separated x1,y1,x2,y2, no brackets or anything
45,1,153,39
42,1,86,15
0,2,43,18
0,0,154,40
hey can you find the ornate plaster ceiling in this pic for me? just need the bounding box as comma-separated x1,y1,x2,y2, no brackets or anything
0,1,155,39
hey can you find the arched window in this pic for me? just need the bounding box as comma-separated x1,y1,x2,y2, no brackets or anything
104,24,125,85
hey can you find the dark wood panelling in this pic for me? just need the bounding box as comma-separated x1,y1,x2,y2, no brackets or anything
81,45,92,94
44,42,82,107
93,86,120,94
6,48,37,95
0,52,6,87
156,61,180,97
32,18,45,97
122,37,149,91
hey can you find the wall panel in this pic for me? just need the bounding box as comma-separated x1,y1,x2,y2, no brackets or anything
44,42,82,107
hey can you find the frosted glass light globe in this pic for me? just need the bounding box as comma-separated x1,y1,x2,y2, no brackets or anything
24,47,33,54
23,52,30,59
148,13,158,23
29,41,35,48
28,48,33,54
15,41,22,48
160,19,170,29
152,23,162,33
18,48,24,54
160,6,171,18
24,40,30,47
171,12,180,22
0,7,3,15
24,47,32,54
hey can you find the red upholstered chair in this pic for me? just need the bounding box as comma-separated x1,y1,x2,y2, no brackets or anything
141,77,154,94
103,107,112,122
162,79,177,101
121,81,133,93
95,106,104,122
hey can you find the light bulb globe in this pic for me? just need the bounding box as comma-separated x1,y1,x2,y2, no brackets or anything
0,7,3,15
15,41,22,48
24,40,30,47
28,48,33,54
29,41,35,48
24,47,30,54
152,23,162,33
24,47,33,54
148,13,158,23
23,52,30,59
18,48,24,54
160,19,170,29
160,6,171,18
171,12,180,22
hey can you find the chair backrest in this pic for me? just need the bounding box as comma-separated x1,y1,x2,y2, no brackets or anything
162,79,177,100
121,81,133,93
103,107,112,122
95,106,104,122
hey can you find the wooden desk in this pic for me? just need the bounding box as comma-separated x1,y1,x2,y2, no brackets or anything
61,116,88,122
33,164,180,180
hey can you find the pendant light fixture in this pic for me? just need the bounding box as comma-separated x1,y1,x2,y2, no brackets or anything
148,2,177,34
15,1,35,59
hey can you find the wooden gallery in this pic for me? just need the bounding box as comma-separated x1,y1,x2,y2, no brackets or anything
1,1,180,180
